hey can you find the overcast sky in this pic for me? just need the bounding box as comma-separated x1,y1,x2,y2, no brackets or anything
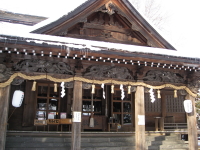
0,0,200,56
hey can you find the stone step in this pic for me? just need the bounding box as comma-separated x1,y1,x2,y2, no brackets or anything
6,137,68,143
81,141,135,147
160,144,189,149
5,134,188,150
81,146,135,150
160,149,189,150
146,136,179,141
6,148,67,150
6,142,70,148
146,140,185,146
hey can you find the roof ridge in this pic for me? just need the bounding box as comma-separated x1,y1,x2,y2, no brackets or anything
62,0,96,19
32,0,96,33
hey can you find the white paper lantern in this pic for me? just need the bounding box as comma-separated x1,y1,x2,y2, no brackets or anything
12,90,24,107
183,100,193,113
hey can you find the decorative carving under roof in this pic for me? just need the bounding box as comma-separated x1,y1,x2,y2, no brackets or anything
188,76,200,93
13,60,74,75
143,70,184,83
83,82,92,89
84,65,133,80
59,9,147,46
64,82,74,88
98,2,116,15
0,64,13,82
11,78,24,85
32,0,175,50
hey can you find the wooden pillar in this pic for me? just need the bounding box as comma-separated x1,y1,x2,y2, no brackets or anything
185,94,198,150
0,85,10,150
161,92,166,118
135,86,145,150
71,81,82,150
154,118,159,131
160,92,166,131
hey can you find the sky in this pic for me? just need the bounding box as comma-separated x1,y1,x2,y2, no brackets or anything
0,0,200,57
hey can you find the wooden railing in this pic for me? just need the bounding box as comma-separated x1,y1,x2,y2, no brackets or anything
164,123,187,130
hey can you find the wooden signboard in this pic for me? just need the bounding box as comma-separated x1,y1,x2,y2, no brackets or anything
47,119,60,124
34,119,47,125
60,119,72,124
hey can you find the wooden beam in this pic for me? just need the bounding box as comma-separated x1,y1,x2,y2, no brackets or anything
0,85,10,150
71,81,82,150
135,86,145,150
185,94,198,150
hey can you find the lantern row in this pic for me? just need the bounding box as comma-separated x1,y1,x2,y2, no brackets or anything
0,47,199,72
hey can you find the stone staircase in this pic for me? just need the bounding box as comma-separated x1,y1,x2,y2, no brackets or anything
146,133,188,150
5,132,188,150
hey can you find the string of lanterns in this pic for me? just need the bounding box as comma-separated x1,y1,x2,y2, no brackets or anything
0,46,199,72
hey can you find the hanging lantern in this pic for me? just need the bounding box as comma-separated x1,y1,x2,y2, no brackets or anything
12,90,24,107
54,83,57,92
91,84,95,94
31,81,36,91
111,85,114,94
157,90,161,98
174,90,177,98
128,86,131,94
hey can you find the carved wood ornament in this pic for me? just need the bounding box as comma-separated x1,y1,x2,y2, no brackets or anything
188,76,200,93
13,59,74,75
0,64,13,82
143,70,184,83
58,2,147,46
11,79,24,85
84,65,133,80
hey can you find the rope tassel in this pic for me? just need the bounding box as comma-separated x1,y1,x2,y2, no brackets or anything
174,90,177,98
111,85,114,94
157,90,161,98
31,81,36,91
128,86,131,94
91,84,95,94
54,83,57,92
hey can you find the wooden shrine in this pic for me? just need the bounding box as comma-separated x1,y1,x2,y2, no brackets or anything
0,0,199,150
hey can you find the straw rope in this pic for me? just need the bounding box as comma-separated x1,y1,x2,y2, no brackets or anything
0,72,197,97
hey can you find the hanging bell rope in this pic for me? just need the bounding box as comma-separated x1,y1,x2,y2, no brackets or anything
174,90,178,98
89,92,94,127
91,84,95,94
128,85,131,94
31,81,36,91
111,84,114,94
157,90,161,98
54,83,57,92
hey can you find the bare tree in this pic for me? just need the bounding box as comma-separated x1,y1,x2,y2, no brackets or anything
130,0,170,31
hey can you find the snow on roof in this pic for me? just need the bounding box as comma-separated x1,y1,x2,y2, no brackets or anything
0,0,198,60
0,21,199,60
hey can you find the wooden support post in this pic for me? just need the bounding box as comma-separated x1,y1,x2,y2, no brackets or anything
185,94,198,150
71,81,82,150
0,85,10,150
135,86,145,150
161,92,166,118
154,118,159,131
159,117,164,131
